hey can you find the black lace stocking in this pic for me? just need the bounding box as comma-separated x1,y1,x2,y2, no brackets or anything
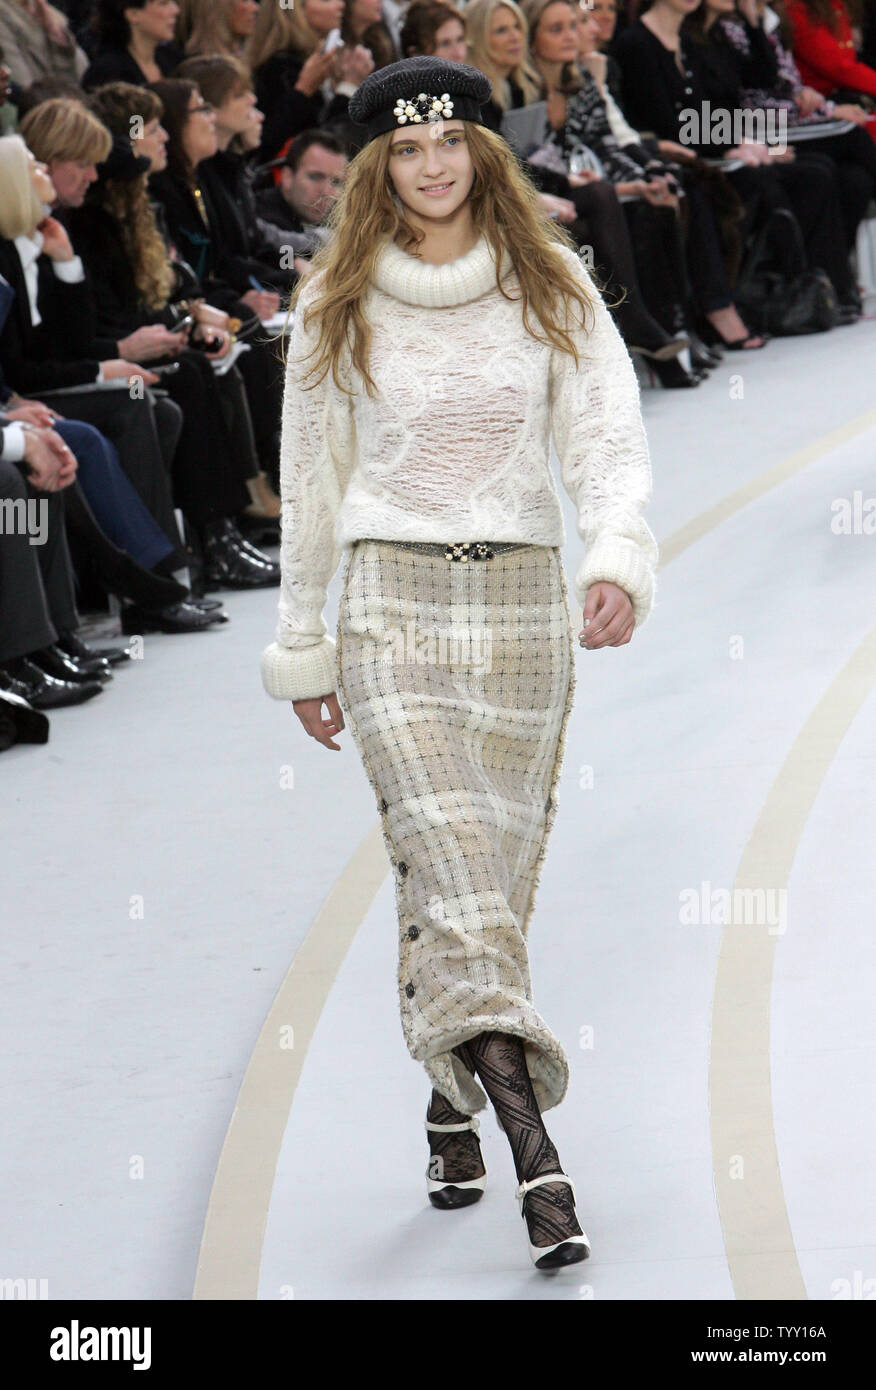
425,1044,485,1185
465,1031,584,1249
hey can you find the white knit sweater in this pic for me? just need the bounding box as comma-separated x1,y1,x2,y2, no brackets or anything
261,231,658,703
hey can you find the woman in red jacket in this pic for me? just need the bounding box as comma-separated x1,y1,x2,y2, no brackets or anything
785,0,876,117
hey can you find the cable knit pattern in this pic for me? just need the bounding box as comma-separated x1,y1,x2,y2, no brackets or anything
261,230,658,703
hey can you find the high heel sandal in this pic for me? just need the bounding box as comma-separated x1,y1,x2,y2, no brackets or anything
516,1172,591,1270
425,1115,487,1208
628,334,689,362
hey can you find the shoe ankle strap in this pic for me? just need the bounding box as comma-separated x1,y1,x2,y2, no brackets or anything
515,1171,575,1215
425,1116,481,1134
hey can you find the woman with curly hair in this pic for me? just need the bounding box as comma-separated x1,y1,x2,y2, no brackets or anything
259,55,658,1271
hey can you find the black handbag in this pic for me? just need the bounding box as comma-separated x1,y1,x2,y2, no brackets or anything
732,207,839,335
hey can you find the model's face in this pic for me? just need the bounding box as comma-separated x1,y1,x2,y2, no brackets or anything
215,85,257,137
387,121,474,224
125,0,180,45
432,18,467,64
576,6,600,55
47,157,98,207
589,0,618,45
137,115,169,171
181,88,218,164
27,147,57,204
281,143,346,223
302,0,345,38
229,0,259,38
488,7,526,69
533,3,580,65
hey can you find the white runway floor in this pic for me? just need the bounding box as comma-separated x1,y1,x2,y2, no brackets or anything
3,315,875,1301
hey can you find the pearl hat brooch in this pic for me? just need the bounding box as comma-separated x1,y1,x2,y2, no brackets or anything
348,55,493,147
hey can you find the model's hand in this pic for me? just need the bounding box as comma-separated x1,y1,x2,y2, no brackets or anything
580,582,635,648
293,692,345,750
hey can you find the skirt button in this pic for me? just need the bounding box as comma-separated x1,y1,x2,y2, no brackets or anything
397,861,408,877
405,982,415,998
407,924,420,940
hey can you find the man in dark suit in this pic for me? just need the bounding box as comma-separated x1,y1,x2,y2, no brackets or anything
0,414,108,712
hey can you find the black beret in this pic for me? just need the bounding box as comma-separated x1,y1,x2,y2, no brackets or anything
348,56,493,146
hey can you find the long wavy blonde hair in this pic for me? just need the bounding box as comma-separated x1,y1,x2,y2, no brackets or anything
288,118,598,400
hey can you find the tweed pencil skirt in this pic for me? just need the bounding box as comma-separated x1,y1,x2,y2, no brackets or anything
334,537,577,1118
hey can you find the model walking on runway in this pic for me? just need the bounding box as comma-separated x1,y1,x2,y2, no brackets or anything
261,55,658,1272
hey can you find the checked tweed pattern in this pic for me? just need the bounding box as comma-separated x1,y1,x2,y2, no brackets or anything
335,538,577,1118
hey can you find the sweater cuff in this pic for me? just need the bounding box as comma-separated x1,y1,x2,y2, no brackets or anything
574,537,656,628
261,636,338,702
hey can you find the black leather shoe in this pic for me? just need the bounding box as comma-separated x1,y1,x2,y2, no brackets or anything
120,601,228,634
0,688,50,748
51,638,113,680
203,539,281,590
56,629,132,667
29,642,113,685
223,518,280,568
0,657,104,708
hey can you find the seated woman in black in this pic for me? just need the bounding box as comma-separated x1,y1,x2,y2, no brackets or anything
147,77,286,486
174,53,303,294
83,0,184,89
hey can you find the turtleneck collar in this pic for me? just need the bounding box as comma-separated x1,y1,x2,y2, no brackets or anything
371,229,514,308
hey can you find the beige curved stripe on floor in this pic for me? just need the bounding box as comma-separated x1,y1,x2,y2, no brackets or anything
193,405,876,1300
711,625,876,1300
